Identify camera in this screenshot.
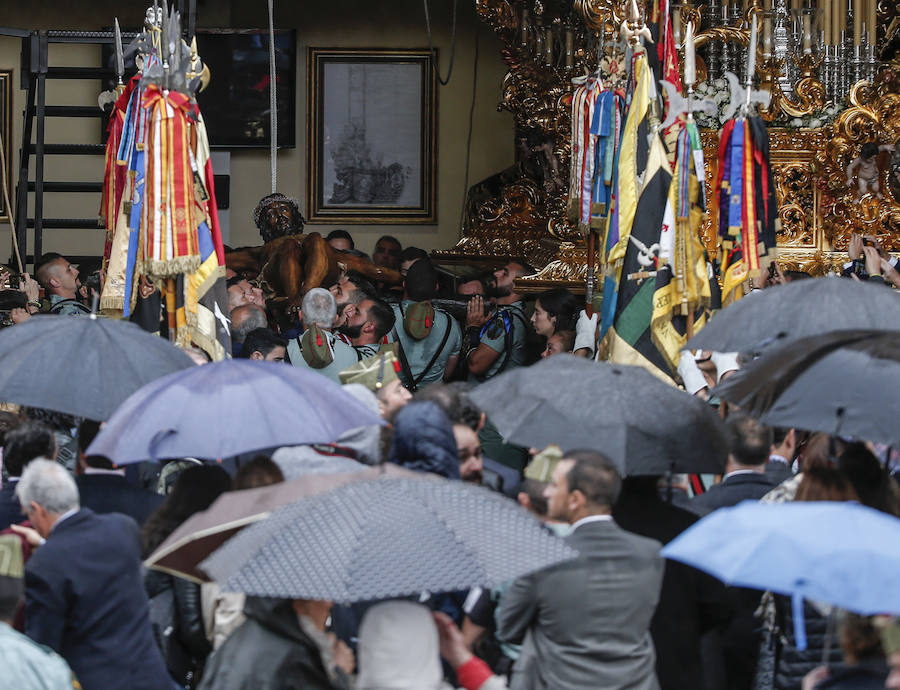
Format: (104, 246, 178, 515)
(6, 273, 21, 290)
(0, 289, 27, 327)
(81, 271, 102, 294)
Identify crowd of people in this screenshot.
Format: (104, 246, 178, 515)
(0, 213, 898, 690)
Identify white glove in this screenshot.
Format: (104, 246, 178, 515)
(710, 351, 741, 381)
(677, 353, 709, 395)
(574, 309, 598, 354)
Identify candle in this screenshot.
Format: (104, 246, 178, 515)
(672, 5, 683, 45)
(867, 0, 876, 46)
(564, 28, 575, 69)
(684, 20, 696, 86)
(544, 26, 554, 66)
(852, 0, 862, 45)
(520, 7, 529, 47)
(838, 0, 847, 40)
(832, 0, 840, 46)
(822, 1, 833, 46)
(763, 13, 774, 57)
(748, 12, 759, 80)
(802, 13, 813, 53)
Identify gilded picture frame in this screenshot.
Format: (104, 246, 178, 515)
(306, 48, 437, 224)
(0, 70, 12, 223)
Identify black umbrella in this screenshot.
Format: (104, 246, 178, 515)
(714, 329, 900, 445)
(685, 278, 900, 354)
(468, 355, 728, 475)
(0, 314, 194, 420)
(200, 472, 579, 603)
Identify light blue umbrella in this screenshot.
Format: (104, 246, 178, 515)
(661, 500, 900, 649)
(87, 359, 384, 464)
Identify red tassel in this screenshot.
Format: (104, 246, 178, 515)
(316, 329, 323, 347)
(425, 316, 432, 327)
(393, 360, 402, 373)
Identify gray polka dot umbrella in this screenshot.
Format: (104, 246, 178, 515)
(199, 473, 579, 603)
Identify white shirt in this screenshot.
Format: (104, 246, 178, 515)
(723, 469, 765, 481)
(49, 507, 79, 534)
(571, 514, 613, 531)
(83, 467, 126, 477)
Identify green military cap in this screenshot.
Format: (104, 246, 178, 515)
(0, 534, 24, 579)
(300, 324, 335, 369)
(339, 351, 401, 392)
(403, 301, 435, 340)
(880, 616, 900, 657)
(524, 444, 563, 482)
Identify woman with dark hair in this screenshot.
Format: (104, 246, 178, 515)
(530, 288, 578, 339)
(142, 465, 231, 688)
(802, 614, 888, 689)
(756, 466, 865, 690)
(794, 467, 859, 503)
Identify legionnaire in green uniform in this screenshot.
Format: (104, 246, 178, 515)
(465, 261, 538, 382)
(384, 259, 462, 391)
(289, 292, 394, 384)
(36, 255, 91, 316)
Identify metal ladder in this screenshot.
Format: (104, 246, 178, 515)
(11, 29, 136, 269)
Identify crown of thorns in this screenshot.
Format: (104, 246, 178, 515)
(252, 193, 303, 230)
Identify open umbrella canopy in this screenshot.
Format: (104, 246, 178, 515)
(0, 314, 194, 420)
(661, 500, 900, 642)
(145, 463, 403, 583)
(86, 359, 384, 464)
(200, 473, 579, 603)
(714, 329, 900, 445)
(684, 278, 900, 354)
(468, 355, 728, 475)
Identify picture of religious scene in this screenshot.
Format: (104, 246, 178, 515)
(327, 120, 409, 205)
(322, 60, 422, 207)
(308, 49, 436, 222)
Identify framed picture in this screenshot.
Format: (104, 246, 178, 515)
(0, 70, 11, 223)
(307, 48, 437, 224)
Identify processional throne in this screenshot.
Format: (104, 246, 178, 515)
(433, 0, 900, 290)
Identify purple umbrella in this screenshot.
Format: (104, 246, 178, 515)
(87, 359, 384, 464)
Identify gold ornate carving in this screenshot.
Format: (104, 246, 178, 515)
(820, 77, 900, 251)
(758, 53, 826, 121)
(436, 1, 900, 290)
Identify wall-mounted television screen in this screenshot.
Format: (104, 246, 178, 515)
(102, 28, 296, 149)
(195, 29, 296, 149)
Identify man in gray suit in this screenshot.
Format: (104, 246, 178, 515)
(496, 449, 664, 690)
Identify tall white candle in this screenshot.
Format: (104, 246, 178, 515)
(748, 13, 759, 81)
(684, 20, 696, 86)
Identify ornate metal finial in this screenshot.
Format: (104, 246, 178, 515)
(621, 0, 652, 46)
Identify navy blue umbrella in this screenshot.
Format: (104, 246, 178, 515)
(87, 359, 384, 464)
(0, 314, 194, 420)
